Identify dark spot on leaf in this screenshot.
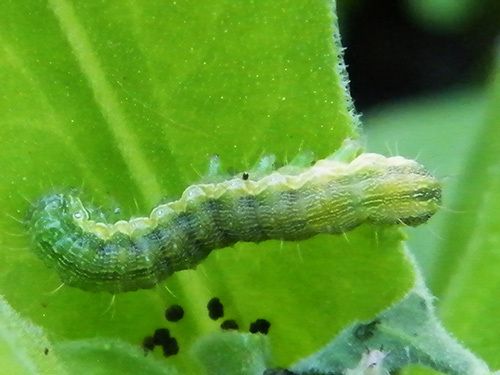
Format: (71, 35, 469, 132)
(242, 172, 249, 180)
(207, 297, 224, 320)
(354, 319, 380, 341)
(263, 368, 297, 375)
(44, 348, 49, 355)
(143, 329, 179, 357)
(162, 336, 179, 357)
(220, 319, 239, 330)
(142, 336, 155, 353)
(153, 328, 171, 346)
(419, 298, 430, 311)
(249, 319, 271, 334)
(165, 304, 184, 322)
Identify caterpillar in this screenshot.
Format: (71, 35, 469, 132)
(27, 143, 441, 293)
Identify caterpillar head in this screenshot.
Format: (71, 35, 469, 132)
(360, 156, 442, 226)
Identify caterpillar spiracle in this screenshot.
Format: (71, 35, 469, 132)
(27, 145, 441, 293)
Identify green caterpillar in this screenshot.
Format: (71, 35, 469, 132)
(27, 144, 441, 293)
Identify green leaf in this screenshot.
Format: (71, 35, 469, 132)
(0, 0, 415, 371)
(292, 270, 491, 374)
(56, 338, 178, 375)
(192, 332, 269, 375)
(0, 295, 66, 374)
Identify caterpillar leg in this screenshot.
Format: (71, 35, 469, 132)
(277, 150, 315, 175)
(244, 154, 277, 180)
(207, 154, 223, 177)
(326, 138, 363, 162)
(202, 153, 278, 183)
(200, 155, 231, 183)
